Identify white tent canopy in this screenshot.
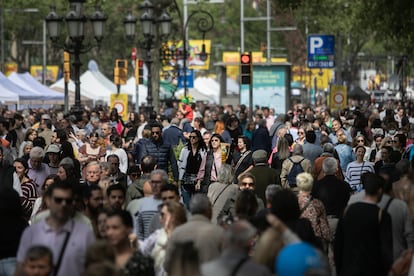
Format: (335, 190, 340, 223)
(8, 72, 64, 100)
(121, 77, 148, 105)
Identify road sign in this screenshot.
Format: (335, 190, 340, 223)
(307, 35, 335, 68)
(177, 69, 194, 89)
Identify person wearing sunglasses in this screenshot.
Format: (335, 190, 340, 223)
(352, 134, 371, 161)
(16, 181, 95, 276)
(178, 130, 207, 208)
(141, 123, 179, 185)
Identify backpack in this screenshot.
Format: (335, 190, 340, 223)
(287, 157, 304, 187)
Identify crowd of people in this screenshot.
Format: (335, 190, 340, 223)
(1, 98, 414, 276)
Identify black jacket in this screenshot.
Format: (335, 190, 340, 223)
(142, 138, 179, 181)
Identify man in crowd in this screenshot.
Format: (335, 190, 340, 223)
(107, 154, 128, 189)
(202, 220, 272, 276)
(106, 184, 126, 211)
(334, 173, 393, 275)
(16, 181, 95, 276)
(126, 155, 157, 206)
(82, 184, 104, 237)
(249, 149, 280, 203)
(141, 123, 179, 184)
(137, 169, 168, 240)
(302, 130, 323, 164)
(162, 117, 186, 146)
(164, 194, 224, 273)
(28, 147, 50, 195)
(83, 161, 101, 186)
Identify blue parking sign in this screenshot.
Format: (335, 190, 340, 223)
(177, 69, 194, 89)
(307, 35, 335, 68)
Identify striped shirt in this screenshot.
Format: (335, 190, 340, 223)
(21, 180, 38, 221)
(345, 161, 375, 192)
(137, 196, 162, 240)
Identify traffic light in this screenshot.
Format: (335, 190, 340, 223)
(63, 51, 70, 83)
(135, 59, 144, 85)
(114, 59, 128, 85)
(240, 53, 252, 85)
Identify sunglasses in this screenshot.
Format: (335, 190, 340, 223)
(211, 139, 220, 142)
(189, 136, 198, 139)
(298, 131, 304, 134)
(52, 197, 73, 205)
(357, 140, 364, 142)
(152, 131, 161, 135)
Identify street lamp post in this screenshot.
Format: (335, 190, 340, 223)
(123, 0, 172, 113)
(160, 4, 214, 99)
(45, 0, 106, 114)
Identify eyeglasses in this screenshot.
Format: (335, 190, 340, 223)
(52, 197, 73, 205)
(189, 136, 198, 139)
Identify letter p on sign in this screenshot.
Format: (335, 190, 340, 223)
(310, 37, 323, 54)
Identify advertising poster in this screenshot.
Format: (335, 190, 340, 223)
(240, 65, 288, 114)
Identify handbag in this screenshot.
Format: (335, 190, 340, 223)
(181, 173, 198, 193)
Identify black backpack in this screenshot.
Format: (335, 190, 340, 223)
(287, 157, 304, 187)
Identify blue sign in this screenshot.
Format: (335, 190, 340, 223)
(307, 35, 335, 68)
(177, 69, 194, 89)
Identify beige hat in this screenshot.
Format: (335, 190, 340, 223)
(252, 149, 268, 162)
(46, 144, 60, 154)
(41, 114, 51, 120)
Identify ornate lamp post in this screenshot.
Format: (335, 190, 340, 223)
(123, 0, 172, 113)
(159, 5, 214, 99)
(45, 0, 106, 114)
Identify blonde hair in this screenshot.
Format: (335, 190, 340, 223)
(296, 172, 314, 192)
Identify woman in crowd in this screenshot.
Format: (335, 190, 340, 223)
(196, 134, 225, 194)
(214, 120, 232, 144)
(56, 163, 77, 183)
(295, 127, 306, 145)
(345, 145, 375, 193)
(270, 189, 320, 248)
(178, 130, 207, 208)
(78, 132, 106, 165)
(193, 117, 207, 136)
(144, 201, 187, 276)
(60, 140, 82, 180)
(370, 134, 384, 162)
(334, 129, 355, 175)
(269, 136, 291, 171)
(18, 129, 37, 158)
(19, 141, 33, 162)
(232, 135, 253, 183)
(296, 172, 331, 251)
(207, 164, 238, 224)
(109, 108, 127, 137)
(243, 121, 256, 141)
(30, 174, 59, 221)
(13, 158, 38, 222)
(105, 210, 154, 275)
(106, 135, 128, 174)
(352, 134, 371, 161)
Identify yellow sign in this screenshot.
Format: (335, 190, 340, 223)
(30, 66, 59, 82)
(163, 40, 211, 71)
(291, 66, 333, 90)
(330, 85, 347, 111)
(110, 93, 129, 122)
(5, 62, 18, 76)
